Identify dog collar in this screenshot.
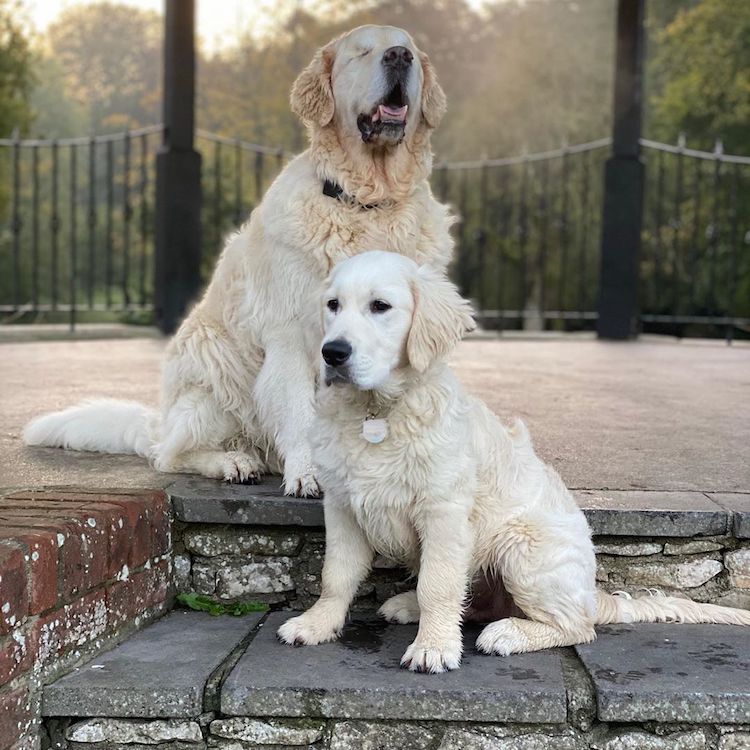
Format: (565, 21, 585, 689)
(323, 179, 379, 210)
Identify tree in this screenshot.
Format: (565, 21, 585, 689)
(0, 0, 34, 137)
(649, 0, 750, 152)
(45, 2, 162, 133)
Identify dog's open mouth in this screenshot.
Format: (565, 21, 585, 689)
(357, 83, 409, 144)
(324, 365, 352, 387)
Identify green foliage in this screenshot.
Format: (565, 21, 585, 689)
(0, 0, 34, 137)
(649, 0, 750, 152)
(176, 593, 270, 617)
(43, 2, 161, 134)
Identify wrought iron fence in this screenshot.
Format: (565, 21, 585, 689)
(2, 127, 749, 338)
(639, 138, 750, 339)
(195, 131, 290, 280)
(434, 139, 611, 332)
(0, 125, 163, 326)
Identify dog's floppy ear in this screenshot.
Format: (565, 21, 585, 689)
(407, 265, 475, 373)
(419, 51, 447, 129)
(290, 45, 335, 128)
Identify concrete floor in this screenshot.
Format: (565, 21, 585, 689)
(1, 336, 748, 493)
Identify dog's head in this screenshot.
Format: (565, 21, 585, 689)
(320, 251, 475, 391)
(291, 25, 446, 149)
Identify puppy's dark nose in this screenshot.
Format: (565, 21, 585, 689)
(382, 46, 413, 71)
(322, 339, 352, 367)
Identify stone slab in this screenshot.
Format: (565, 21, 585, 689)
(169, 477, 325, 526)
(172, 480, 733, 541)
(43, 610, 262, 718)
(575, 623, 750, 723)
(708, 493, 750, 538)
(576, 490, 729, 537)
(221, 612, 568, 722)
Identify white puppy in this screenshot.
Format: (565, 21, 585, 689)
(278, 251, 750, 673)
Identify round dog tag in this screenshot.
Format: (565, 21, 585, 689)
(362, 418, 388, 444)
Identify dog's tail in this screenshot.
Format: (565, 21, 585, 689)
(23, 399, 158, 459)
(596, 589, 750, 626)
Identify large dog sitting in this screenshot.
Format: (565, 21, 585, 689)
(278, 251, 750, 672)
(24, 26, 452, 496)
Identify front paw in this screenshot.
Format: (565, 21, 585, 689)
(277, 613, 340, 646)
(283, 472, 321, 499)
(400, 637, 462, 673)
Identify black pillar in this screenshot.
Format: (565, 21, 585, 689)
(155, 0, 202, 334)
(597, 0, 646, 339)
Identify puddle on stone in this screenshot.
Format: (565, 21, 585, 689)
(339, 620, 388, 653)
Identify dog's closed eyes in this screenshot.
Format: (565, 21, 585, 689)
(320, 250, 475, 390)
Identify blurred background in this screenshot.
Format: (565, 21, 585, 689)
(1, 0, 748, 337)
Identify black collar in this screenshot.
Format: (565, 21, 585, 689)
(323, 179, 379, 210)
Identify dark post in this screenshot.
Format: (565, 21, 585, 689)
(596, 0, 646, 339)
(155, 0, 202, 334)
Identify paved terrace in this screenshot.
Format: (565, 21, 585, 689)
(1, 334, 748, 496)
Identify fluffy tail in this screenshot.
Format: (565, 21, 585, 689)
(23, 399, 157, 458)
(597, 589, 750, 626)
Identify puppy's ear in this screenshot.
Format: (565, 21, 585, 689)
(290, 45, 335, 127)
(419, 51, 447, 129)
(407, 266, 475, 373)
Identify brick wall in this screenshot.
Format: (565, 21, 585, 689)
(0, 490, 173, 750)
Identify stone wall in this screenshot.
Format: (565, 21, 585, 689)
(50, 716, 750, 750)
(174, 523, 750, 610)
(174, 524, 412, 611)
(0, 490, 173, 750)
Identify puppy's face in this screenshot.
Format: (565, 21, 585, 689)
(320, 251, 475, 391)
(321, 252, 416, 390)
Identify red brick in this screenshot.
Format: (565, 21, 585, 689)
(30, 590, 108, 670)
(0, 630, 32, 687)
(0, 530, 58, 615)
(93, 499, 152, 570)
(0, 545, 28, 636)
(0, 499, 88, 512)
(150, 493, 171, 557)
(107, 560, 170, 628)
(0, 687, 33, 750)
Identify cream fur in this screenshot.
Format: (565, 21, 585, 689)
(278, 251, 750, 671)
(22, 26, 452, 496)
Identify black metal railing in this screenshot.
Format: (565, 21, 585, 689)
(0, 125, 162, 326)
(433, 139, 611, 331)
(2, 127, 749, 338)
(195, 131, 290, 280)
(639, 138, 750, 340)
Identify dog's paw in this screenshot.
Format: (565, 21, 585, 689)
(221, 451, 263, 484)
(379, 591, 420, 624)
(284, 472, 321, 499)
(475, 619, 529, 656)
(276, 613, 340, 646)
(400, 638, 462, 673)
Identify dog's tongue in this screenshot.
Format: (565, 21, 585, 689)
(373, 104, 408, 123)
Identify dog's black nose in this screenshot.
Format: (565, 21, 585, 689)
(322, 339, 352, 367)
(382, 46, 413, 71)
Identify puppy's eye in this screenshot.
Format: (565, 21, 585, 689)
(327, 299, 340, 312)
(370, 299, 391, 314)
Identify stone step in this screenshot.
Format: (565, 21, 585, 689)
(167, 476, 750, 538)
(42, 610, 262, 718)
(43, 611, 750, 730)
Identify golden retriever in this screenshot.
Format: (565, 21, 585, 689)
(278, 251, 750, 672)
(24, 26, 453, 496)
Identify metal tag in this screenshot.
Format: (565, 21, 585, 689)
(362, 417, 388, 444)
